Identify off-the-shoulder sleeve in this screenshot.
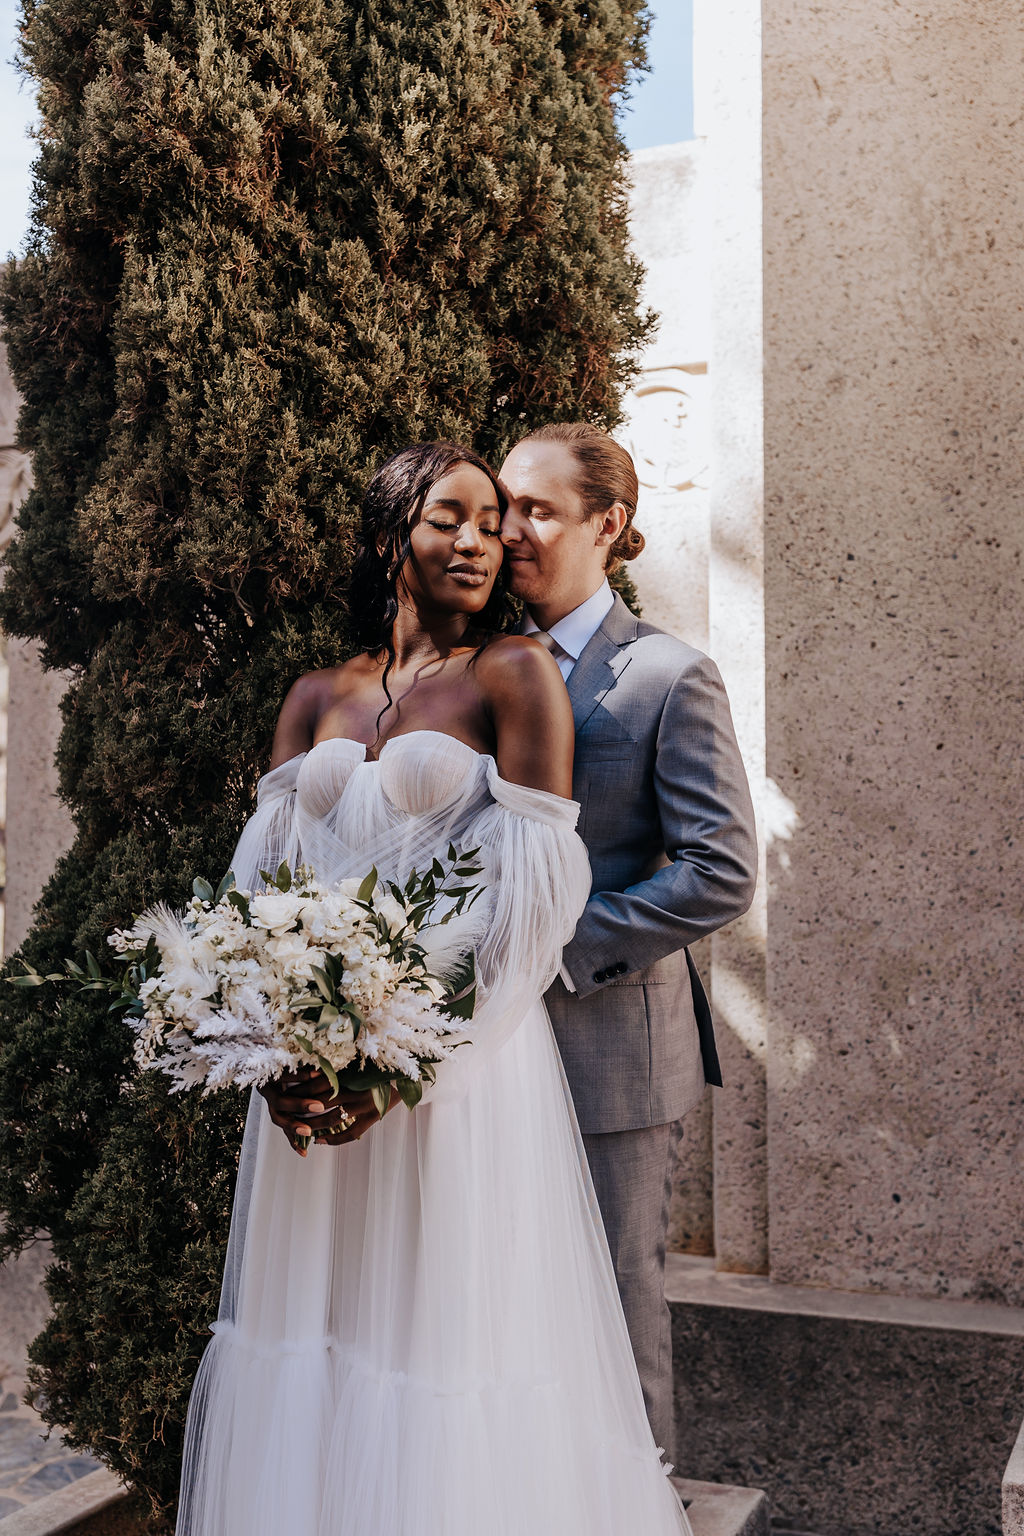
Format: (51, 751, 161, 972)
(226, 755, 305, 894)
(425, 763, 592, 1101)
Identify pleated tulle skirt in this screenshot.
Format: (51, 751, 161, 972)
(175, 1002, 690, 1536)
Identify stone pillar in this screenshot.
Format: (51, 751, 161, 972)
(694, 0, 768, 1278)
(623, 141, 716, 1256)
(763, 0, 1024, 1307)
(625, 72, 770, 1270)
(3, 637, 74, 957)
(0, 342, 71, 1412)
(0, 343, 73, 959)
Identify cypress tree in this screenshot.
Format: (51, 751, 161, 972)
(0, 0, 651, 1520)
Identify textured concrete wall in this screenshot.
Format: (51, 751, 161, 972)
(669, 1256, 1024, 1536)
(763, 1, 1024, 1301)
(0, 343, 72, 1410)
(3, 637, 73, 958)
(0, 342, 73, 959)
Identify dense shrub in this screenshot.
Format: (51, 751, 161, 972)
(0, 0, 650, 1519)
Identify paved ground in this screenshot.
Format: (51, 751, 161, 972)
(0, 1377, 100, 1519)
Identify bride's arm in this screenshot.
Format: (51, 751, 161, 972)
(476, 636, 574, 795)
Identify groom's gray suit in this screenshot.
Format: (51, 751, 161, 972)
(545, 592, 757, 1456)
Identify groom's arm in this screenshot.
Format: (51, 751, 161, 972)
(561, 654, 757, 998)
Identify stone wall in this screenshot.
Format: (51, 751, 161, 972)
(626, 3, 1024, 1323)
(762, 0, 1024, 1307)
(0, 343, 73, 962)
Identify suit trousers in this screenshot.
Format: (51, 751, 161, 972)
(582, 1118, 683, 1462)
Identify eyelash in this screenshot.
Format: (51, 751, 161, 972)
(427, 521, 501, 538)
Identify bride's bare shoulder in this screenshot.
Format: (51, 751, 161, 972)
(271, 658, 371, 766)
(474, 632, 558, 678)
(473, 635, 573, 793)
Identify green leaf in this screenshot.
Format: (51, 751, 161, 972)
(215, 870, 236, 902)
(316, 1055, 340, 1098)
(310, 966, 334, 1002)
(357, 866, 378, 903)
(193, 877, 215, 903)
(369, 1082, 391, 1120)
(276, 862, 292, 892)
(7, 970, 47, 988)
(318, 1003, 340, 1027)
(85, 951, 102, 980)
(443, 951, 477, 1020)
(226, 889, 250, 918)
(395, 1076, 423, 1110)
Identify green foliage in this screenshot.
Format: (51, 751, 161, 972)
(0, 0, 651, 1521)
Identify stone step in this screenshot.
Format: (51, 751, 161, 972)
(673, 1477, 769, 1536)
(0, 1469, 769, 1536)
(0, 1469, 129, 1536)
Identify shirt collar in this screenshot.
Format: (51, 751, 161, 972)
(522, 580, 614, 661)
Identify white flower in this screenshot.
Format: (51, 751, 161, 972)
(374, 892, 410, 935)
(248, 890, 304, 935)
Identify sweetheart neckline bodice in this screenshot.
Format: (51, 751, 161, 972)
(277, 728, 493, 774)
(257, 729, 582, 830)
(309, 728, 490, 766)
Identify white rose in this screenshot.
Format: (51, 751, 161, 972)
(374, 892, 409, 935)
(249, 890, 304, 936)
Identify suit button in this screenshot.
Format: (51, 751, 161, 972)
(615, 961, 627, 974)
(593, 970, 605, 984)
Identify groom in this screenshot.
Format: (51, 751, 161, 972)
(498, 423, 757, 1460)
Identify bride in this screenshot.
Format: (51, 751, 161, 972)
(175, 441, 691, 1536)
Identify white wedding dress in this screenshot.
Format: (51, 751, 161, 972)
(175, 730, 691, 1536)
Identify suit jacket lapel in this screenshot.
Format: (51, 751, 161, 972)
(566, 593, 637, 732)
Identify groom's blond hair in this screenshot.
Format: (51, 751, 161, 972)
(518, 423, 645, 569)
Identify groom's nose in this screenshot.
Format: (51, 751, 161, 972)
(500, 507, 524, 545)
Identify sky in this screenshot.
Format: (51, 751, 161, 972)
(0, 1, 694, 259)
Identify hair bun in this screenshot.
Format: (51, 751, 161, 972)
(612, 522, 645, 562)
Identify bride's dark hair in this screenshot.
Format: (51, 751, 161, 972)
(348, 442, 513, 726)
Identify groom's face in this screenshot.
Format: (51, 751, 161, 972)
(498, 441, 609, 620)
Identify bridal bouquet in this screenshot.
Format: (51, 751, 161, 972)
(13, 850, 484, 1116)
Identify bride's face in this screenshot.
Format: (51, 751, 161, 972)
(397, 463, 505, 616)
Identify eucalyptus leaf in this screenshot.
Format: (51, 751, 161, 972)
(193, 877, 215, 903)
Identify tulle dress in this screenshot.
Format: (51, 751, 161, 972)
(175, 730, 691, 1536)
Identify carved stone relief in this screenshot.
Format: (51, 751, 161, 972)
(615, 363, 711, 651)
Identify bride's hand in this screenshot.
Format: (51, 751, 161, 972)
(259, 1071, 399, 1156)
